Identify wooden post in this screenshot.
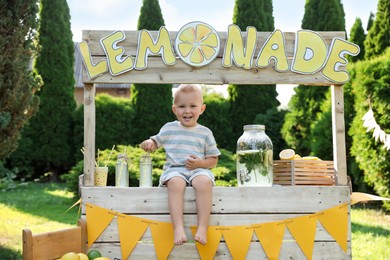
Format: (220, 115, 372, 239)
(331, 85, 348, 185)
(83, 83, 96, 186)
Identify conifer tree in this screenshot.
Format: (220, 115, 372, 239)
(229, 0, 279, 143)
(367, 12, 375, 31)
(130, 0, 173, 144)
(348, 18, 366, 62)
(13, 0, 76, 180)
(364, 0, 390, 59)
(0, 0, 41, 159)
(282, 0, 345, 156)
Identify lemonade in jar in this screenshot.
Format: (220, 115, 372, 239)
(236, 125, 273, 186)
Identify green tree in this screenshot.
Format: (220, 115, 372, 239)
(13, 0, 76, 180)
(229, 0, 279, 144)
(0, 0, 41, 159)
(364, 0, 390, 59)
(282, 0, 345, 156)
(367, 12, 375, 32)
(130, 0, 173, 144)
(348, 18, 366, 62)
(349, 49, 390, 210)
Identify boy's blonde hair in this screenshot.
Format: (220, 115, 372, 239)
(173, 84, 203, 103)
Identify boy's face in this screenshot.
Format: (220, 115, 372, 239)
(172, 91, 206, 127)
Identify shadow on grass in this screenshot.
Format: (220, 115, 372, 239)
(0, 182, 80, 225)
(0, 246, 21, 260)
(351, 221, 390, 237)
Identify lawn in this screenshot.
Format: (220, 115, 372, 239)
(0, 182, 389, 259)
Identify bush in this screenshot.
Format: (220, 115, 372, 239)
(63, 145, 237, 195)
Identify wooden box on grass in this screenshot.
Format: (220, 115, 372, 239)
(273, 160, 336, 186)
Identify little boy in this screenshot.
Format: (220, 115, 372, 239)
(140, 84, 220, 245)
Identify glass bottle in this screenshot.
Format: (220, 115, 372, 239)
(140, 153, 153, 187)
(236, 125, 273, 187)
(115, 153, 129, 187)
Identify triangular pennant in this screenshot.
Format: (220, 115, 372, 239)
(286, 215, 317, 260)
(117, 214, 150, 259)
(85, 203, 115, 248)
(253, 222, 286, 260)
(191, 226, 223, 259)
(149, 221, 174, 260)
(350, 192, 390, 205)
(318, 203, 348, 252)
(222, 226, 253, 259)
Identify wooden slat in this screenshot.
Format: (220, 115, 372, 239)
(89, 241, 350, 259)
(332, 85, 348, 185)
(83, 83, 95, 186)
(81, 186, 350, 214)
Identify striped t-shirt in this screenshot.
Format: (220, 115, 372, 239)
(151, 121, 221, 170)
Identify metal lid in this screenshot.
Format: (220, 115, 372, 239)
(243, 125, 265, 131)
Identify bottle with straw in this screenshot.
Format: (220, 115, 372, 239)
(115, 153, 129, 187)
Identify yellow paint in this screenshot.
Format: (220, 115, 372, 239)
(78, 42, 107, 79)
(322, 38, 360, 83)
(100, 31, 134, 75)
(256, 29, 289, 71)
(291, 30, 327, 74)
(135, 27, 176, 70)
(222, 24, 257, 69)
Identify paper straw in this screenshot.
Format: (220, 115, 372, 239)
(105, 145, 115, 167)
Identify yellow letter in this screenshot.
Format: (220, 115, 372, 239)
(291, 30, 327, 74)
(77, 42, 107, 79)
(256, 29, 289, 71)
(135, 27, 176, 70)
(322, 38, 360, 84)
(222, 24, 257, 69)
(100, 31, 134, 76)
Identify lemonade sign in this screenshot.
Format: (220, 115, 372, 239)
(78, 21, 359, 84)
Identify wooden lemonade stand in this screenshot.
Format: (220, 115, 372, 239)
(77, 24, 358, 259)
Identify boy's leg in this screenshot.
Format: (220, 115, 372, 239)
(191, 175, 213, 245)
(166, 176, 187, 245)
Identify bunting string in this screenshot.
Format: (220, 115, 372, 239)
(362, 108, 390, 150)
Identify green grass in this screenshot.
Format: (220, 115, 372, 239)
(0, 182, 80, 259)
(0, 183, 389, 259)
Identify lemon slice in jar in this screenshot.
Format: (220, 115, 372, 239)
(279, 149, 295, 160)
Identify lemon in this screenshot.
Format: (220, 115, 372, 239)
(60, 252, 79, 260)
(175, 21, 220, 67)
(77, 253, 89, 260)
(279, 149, 295, 160)
(302, 156, 321, 160)
(87, 250, 102, 260)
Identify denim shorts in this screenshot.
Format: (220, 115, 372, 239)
(159, 166, 215, 186)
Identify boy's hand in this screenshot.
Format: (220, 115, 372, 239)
(140, 139, 157, 152)
(185, 155, 202, 170)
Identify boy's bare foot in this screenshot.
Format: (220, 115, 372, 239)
(194, 226, 207, 245)
(174, 226, 187, 245)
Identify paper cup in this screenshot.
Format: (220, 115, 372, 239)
(95, 167, 108, 186)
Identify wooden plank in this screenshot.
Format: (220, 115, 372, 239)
(331, 85, 348, 185)
(81, 57, 338, 85)
(89, 241, 351, 259)
(83, 83, 95, 186)
(80, 30, 346, 85)
(82, 30, 345, 57)
(81, 186, 350, 214)
(83, 214, 350, 242)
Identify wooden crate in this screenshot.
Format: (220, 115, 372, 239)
(273, 160, 336, 186)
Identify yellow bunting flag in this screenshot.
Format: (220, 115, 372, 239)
(191, 226, 223, 260)
(318, 203, 348, 252)
(253, 222, 286, 260)
(117, 214, 150, 260)
(222, 226, 254, 259)
(351, 192, 390, 205)
(286, 215, 317, 260)
(85, 203, 115, 248)
(149, 221, 174, 260)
